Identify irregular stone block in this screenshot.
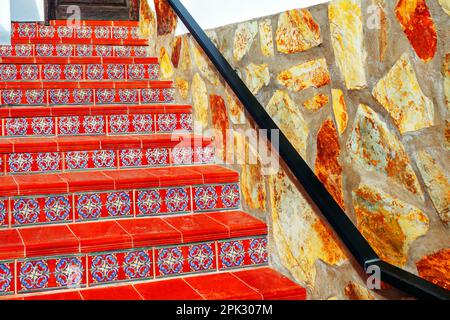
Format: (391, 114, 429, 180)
(303, 93, 329, 112)
(180, 36, 192, 71)
(331, 89, 348, 136)
(139, 0, 156, 39)
(171, 36, 182, 68)
(372, 53, 435, 134)
(415, 151, 450, 226)
(276, 9, 321, 54)
(270, 171, 347, 287)
(259, 19, 274, 57)
(446, 120, 450, 150)
(328, 0, 367, 89)
(277, 58, 331, 92)
(192, 43, 220, 85)
(243, 63, 270, 95)
(234, 132, 266, 211)
(344, 282, 375, 300)
(175, 77, 189, 100)
(155, 0, 178, 36)
(416, 249, 450, 290)
(352, 185, 429, 266)
(233, 21, 258, 62)
(226, 89, 246, 125)
(191, 73, 208, 127)
(210, 95, 230, 161)
(347, 104, 423, 197)
(266, 90, 309, 158)
(395, 0, 437, 62)
(444, 53, 450, 111)
(315, 119, 345, 209)
(439, 0, 450, 15)
(159, 47, 174, 79)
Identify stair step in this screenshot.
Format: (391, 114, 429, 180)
(0, 57, 158, 65)
(0, 211, 268, 296)
(0, 86, 175, 107)
(11, 22, 143, 46)
(0, 63, 160, 82)
(48, 20, 139, 27)
(0, 165, 241, 228)
(0, 135, 215, 176)
(0, 44, 148, 58)
(0, 105, 192, 138)
(7, 268, 306, 300)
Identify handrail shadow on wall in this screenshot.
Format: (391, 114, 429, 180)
(167, 0, 450, 300)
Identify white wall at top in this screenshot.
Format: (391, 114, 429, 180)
(0, 0, 11, 45)
(176, 0, 330, 35)
(11, 0, 45, 21)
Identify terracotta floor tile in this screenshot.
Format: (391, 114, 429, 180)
(0, 139, 14, 153)
(11, 137, 58, 153)
(14, 174, 68, 196)
(153, 167, 204, 187)
(24, 290, 83, 300)
(99, 136, 142, 149)
(164, 214, 229, 244)
(80, 285, 142, 300)
(56, 136, 102, 152)
(183, 273, 262, 300)
(61, 171, 115, 193)
(0, 229, 25, 260)
(19, 225, 79, 257)
(102, 169, 160, 190)
(117, 218, 182, 248)
(69, 221, 132, 253)
(134, 278, 203, 300)
(0, 176, 19, 197)
(193, 165, 240, 184)
(206, 211, 267, 238)
(232, 268, 307, 300)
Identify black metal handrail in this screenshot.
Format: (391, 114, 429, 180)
(168, 0, 450, 300)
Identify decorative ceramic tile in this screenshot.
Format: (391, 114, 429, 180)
(17, 255, 86, 293)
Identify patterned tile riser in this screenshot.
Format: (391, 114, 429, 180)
(0, 145, 213, 175)
(0, 112, 190, 138)
(0, 183, 241, 228)
(0, 44, 148, 57)
(11, 24, 141, 41)
(0, 236, 268, 295)
(0, 64, 160, 81)
(0, 87, 175, 106)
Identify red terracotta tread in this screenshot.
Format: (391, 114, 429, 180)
(0, 210, 266, 259)
(0, 56, 158, 65)
(18, 268, 306, 300)
(10, 38, 148, 47)
(0, 164, 238, 197)
(0, 104, 192, 118)
(0, 134, 212, 154)
(0, 80, 172, 90)
(49, 20, 139, 27)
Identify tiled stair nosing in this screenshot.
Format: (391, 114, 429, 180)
(0, 134, 213, 154)
(0, 104, 192, 118)
(0, 57, 158, 65)
(0, 80, 172, 90)
(0, 165, 240, 197)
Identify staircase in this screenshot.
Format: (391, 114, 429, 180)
(0, 20, 306, 300)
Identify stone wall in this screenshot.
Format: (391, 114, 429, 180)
(140, 0, 450, 299)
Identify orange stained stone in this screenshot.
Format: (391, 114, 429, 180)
(344, 282, 375, 300)
(210, 95, 230, 160)
(395, 0, 437, 62)
(303, 93, 329, 112)
(171, 36, 182, 68)
(315, 119, 345, 209)
(155, 0, 178, 36)
(416, 249, 450, 290)
(312, 219, 347, 265)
